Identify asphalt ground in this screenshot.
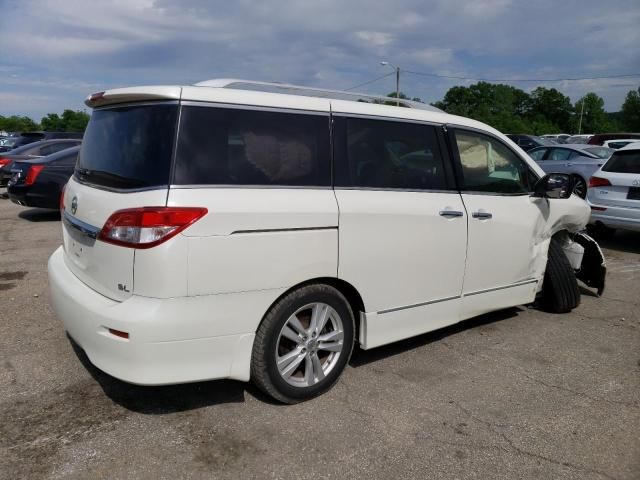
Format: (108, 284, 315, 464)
(0, 192, 638, 480)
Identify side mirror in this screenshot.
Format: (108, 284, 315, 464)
(532, 173, 573, 199)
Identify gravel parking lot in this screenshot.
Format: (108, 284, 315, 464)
(0, 193, 638, 480)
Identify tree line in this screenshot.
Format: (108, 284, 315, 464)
(0, 109, 90, 133)
(402, 84, 639, 134)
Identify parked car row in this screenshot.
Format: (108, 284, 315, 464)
(7, 146, 80, 209)
(0, 131, 83, 153)
(0, 139, 82, 186)
(510, 133, 640, 148)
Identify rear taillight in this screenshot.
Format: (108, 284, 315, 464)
(589, 176, 611, 188)
(98, 207, 208, 249)
(60, 183, 67, 212)
(0, 158, 10, 167)
(24, 165, 45, 186)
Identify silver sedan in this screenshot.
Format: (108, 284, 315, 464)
(528, 144, 614, 198)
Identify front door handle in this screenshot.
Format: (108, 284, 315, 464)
(472, 211, 493, 219)
(439, 210, 464, 218)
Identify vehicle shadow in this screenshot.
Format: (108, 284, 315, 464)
(595, 230, 640, 255)
(68, 338, 273, 413)
(18, 208, 61, 222)
(350, 307, 523, 367)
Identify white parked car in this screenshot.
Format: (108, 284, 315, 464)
(587, 142, 640, 234)
(48, 79, 606, 403)
(601, 139, 640, 150)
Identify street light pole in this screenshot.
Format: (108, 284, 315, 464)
(578, 98, 585, 135)
(380, 61, 400, 106)
(395, 66, 400, 107)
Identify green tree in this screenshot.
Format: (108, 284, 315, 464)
(40, 109, 89, 132)
(573, 93, 612, 133)
(433, 82, 531, 132)
(620, 87, 640, 131)
(527, 87, 573, 133)
(0, 115, 39, 132)
(40, 113, 64, 131)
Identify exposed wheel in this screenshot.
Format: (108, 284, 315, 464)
(572, 175, 587, 199)
(539, 238, 581, 313)
(251, 284, 355, 404)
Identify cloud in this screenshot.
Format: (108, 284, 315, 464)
(354, 31, 394, 47)
(0, 0, 638, 119)
(408, 48, 454, 67)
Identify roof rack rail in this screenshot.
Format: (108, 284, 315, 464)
(194, 78, 443, 113)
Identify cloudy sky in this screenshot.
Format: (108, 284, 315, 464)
(1, 0, 639, 120)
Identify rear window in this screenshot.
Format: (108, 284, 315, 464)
(4, 141, 44, 155)
(602, 151, 640, 174)
(173, 106, 330, 186)
(584, 147, 613, 159)
(76, 104, 178, 189)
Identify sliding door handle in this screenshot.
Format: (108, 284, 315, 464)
(439, 210, 464, 218)
(472, 211, 493, 219)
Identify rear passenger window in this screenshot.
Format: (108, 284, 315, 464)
(548, 148, 571, 161)
(174, 106, 330, 186)
(334, 117, 448, 190)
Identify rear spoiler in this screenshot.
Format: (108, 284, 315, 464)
(85, 86, 182, 109)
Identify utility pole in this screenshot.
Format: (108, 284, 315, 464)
(380, 61, 401, 106)
(395, 66, 400, 107)
(578, 97, 585, 134)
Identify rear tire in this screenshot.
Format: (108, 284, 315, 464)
(539, 238, 581, 313)
(251, 284, 355, 404)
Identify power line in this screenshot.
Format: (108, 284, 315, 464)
(403, 70, 640, 83)
(345, 71, 395, 91)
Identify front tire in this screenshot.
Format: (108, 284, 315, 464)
(251, 284, 355, 404)
(539, 238, 581, 313)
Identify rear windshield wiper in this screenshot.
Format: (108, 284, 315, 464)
(74, 168, 150, 188)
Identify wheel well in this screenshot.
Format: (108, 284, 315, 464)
(259, 277, 365, 341)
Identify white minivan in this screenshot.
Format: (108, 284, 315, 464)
(48, 79, 606, 403)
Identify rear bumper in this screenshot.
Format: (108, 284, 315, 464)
(588, 203, 640, 232)
(48, 246, 256, 385)
(8, 185, 58, 209)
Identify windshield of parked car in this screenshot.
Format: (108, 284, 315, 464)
(584, 147, 614, 159)
(76, 104, 178, 189)
(602, 150, 640, 174)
